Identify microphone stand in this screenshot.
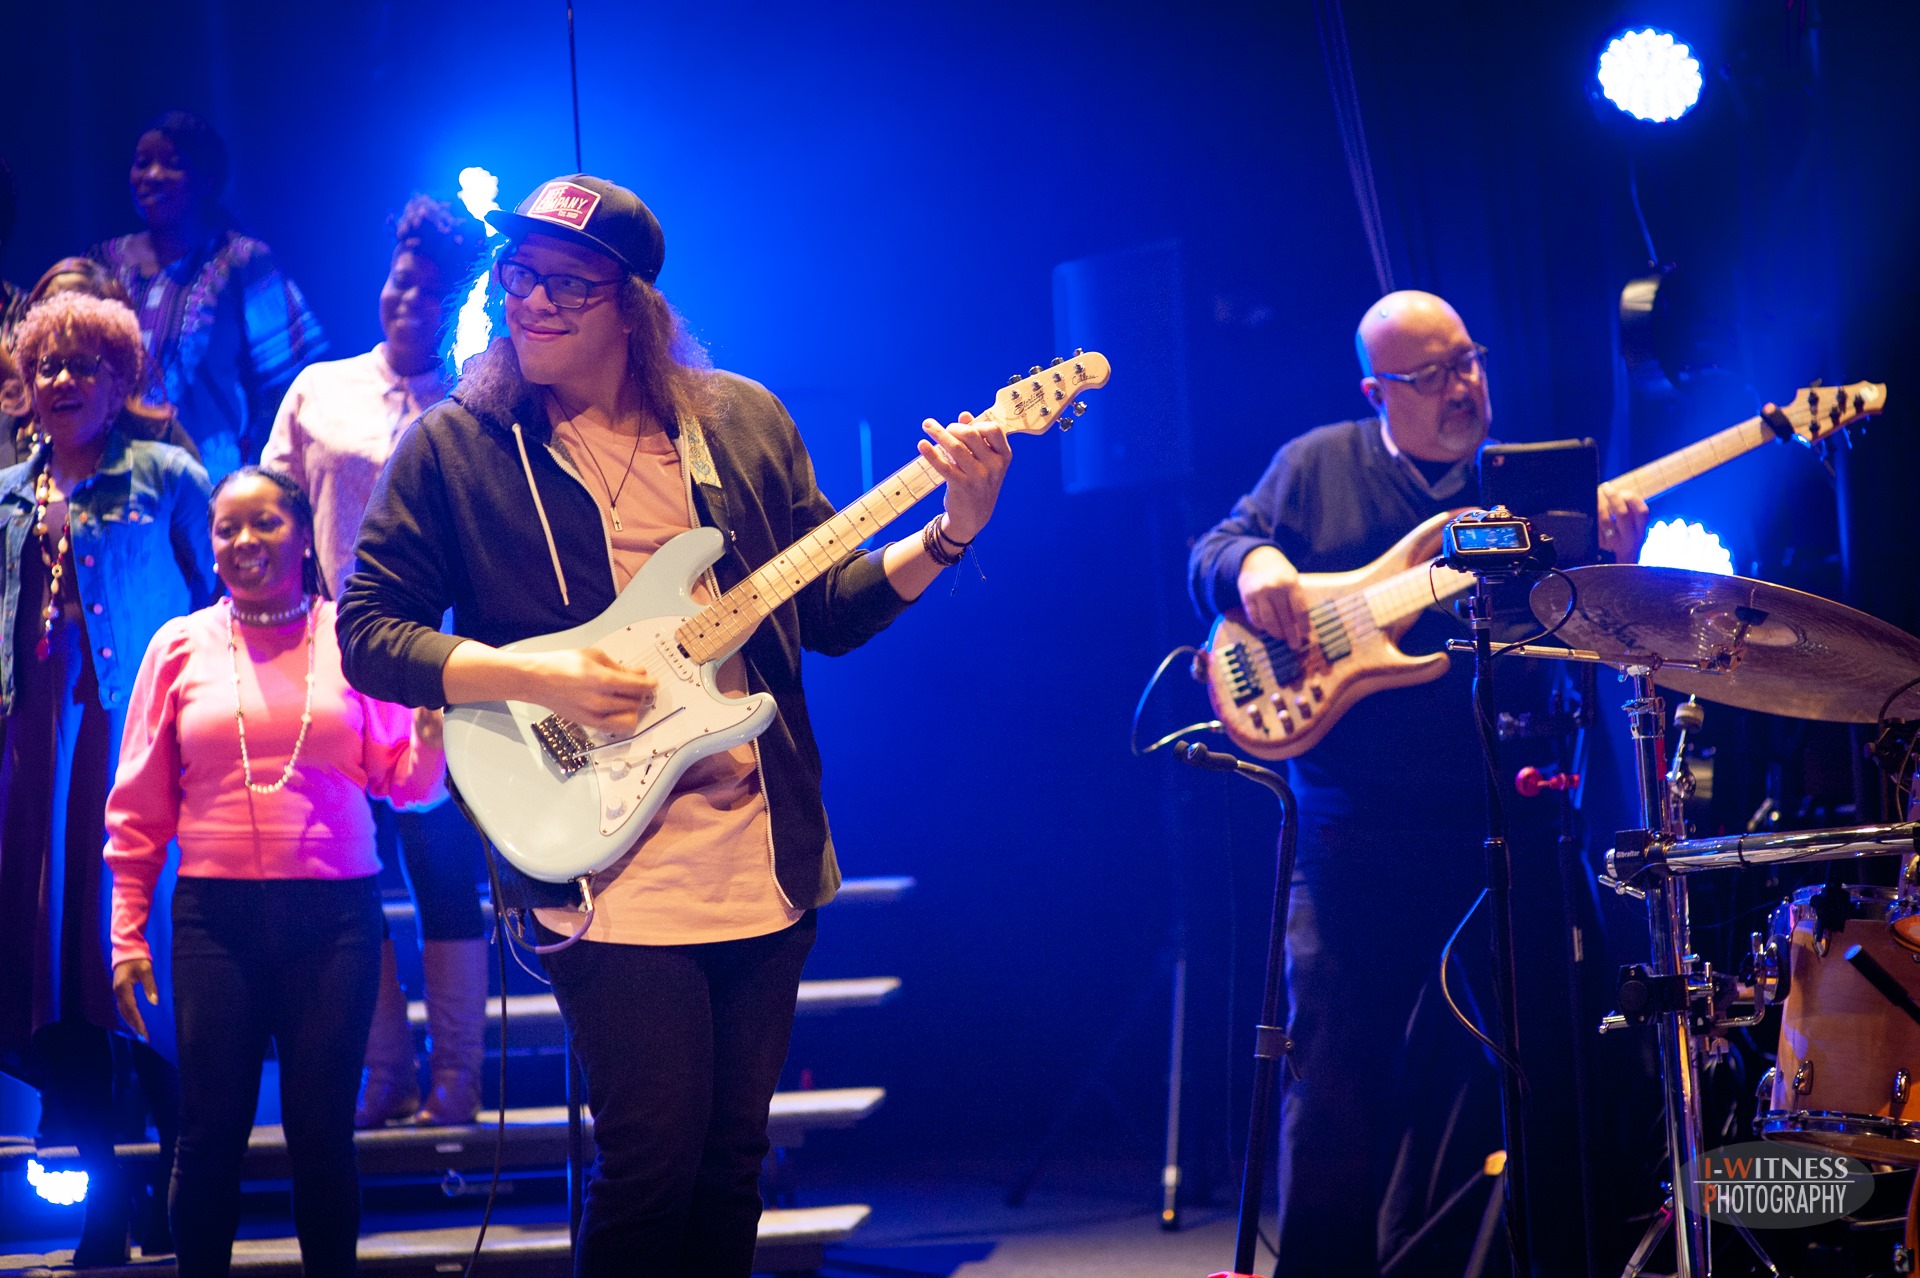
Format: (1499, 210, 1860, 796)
(1176, 741, 1296, 1278)
(1465, 571, 1533, 1277)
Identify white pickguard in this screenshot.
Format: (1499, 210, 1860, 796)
(443, 527, 778, 883)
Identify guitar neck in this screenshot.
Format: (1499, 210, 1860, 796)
(1613, 414, 1773, 501)
(675, 454, 945, 664)
(1363, 562, 1476, 631)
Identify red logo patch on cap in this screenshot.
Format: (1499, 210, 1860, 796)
(525, 181, 602, 231)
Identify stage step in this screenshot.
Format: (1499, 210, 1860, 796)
(417, 979, 900, 1048)
(0, 1204, 871, 1276)
(379, 874, 915, 926)
(1, 1088, 883, 1182)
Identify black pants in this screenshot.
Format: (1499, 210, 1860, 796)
(169, 876, 382, 1278)
(1276, 821, 1498, 1277)
(539, 911, 816, 1278)
(369, 799, 487, 941)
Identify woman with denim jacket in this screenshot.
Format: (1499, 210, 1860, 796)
(0, 291, 215, 1265)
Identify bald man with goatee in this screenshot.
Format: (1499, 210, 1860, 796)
(1188, 291, 1644, 1275)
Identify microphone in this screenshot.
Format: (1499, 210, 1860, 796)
(1176, 740, 1245, 773)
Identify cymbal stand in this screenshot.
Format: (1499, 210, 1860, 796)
(1599, 674, 1780, 1277)
(1621, 668, 1711, 1278)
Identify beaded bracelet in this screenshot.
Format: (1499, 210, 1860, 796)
(921, 516, 966, 568)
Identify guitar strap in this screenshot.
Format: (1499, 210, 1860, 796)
(677, 410, 722, 490)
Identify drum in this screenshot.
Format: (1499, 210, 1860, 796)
(1760, 885, 1920, 1164)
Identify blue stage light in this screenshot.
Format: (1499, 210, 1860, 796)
(28, 1158, 88, 1206)
(1639, 518, 1733, 575)
(1597, 29, 1702, 123)
(452, 167, 502, 368)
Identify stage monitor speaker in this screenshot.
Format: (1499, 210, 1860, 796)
(1052, 239, 1191, 494)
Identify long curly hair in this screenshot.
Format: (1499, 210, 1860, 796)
(454, 238, 713, 432)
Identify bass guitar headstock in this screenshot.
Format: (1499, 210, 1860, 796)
(1765, 381, 1888, 449)
(993, 350, 1112, 437)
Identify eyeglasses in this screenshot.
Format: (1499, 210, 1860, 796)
(1374, 344, 1488, 396)
(34, 353, 106, 382)
(496, 260, 623, 311)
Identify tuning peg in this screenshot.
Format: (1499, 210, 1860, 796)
(1072, 401, 1088, 416)
(1050, 356, 1064, 366)
(1029, 365, 1042, 376)
(1007, 374, 1022, 386)
(1072, 347, 1083, 356)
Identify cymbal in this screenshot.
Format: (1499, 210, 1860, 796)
(1528, 565, 1920, 723)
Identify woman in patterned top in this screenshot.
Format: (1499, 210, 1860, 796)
(91, 110, 327, 482)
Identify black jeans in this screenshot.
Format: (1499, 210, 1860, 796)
(369, 799, 487, 941)
(169, 876, 382, 1278)
(539, 911, 817, 1278)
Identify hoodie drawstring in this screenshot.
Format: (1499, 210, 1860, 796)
(511, 421, 571, 607)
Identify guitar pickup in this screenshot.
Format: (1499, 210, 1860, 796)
(1223, 643, 1265, 705)
(532, 714, 594, 775)
(1260, 637, 1304, 685)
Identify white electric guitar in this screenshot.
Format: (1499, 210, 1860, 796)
(444, 353, 1111, 883)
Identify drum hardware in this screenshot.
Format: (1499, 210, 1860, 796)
(1445, 562, 1920, 1275)
(1743, 930, 1787, 1009)
(1514, 563, 1920, 1277)
(1793, 1061, 1816, 1096)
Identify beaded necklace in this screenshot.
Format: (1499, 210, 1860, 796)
(226, 597, 317, 795)
(30, 467, 70, 662)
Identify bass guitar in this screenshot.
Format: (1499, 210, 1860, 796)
(445, 353, 1111, 883)
(1195, 381, 1887, 761)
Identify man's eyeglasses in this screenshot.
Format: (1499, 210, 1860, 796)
(34, 353, 105, 382)
(496, 260, 623, 311)
(1374, 344, 1488, 396)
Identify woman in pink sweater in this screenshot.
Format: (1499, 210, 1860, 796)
(105, 466, 445, 1278)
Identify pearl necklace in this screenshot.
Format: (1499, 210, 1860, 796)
(227, 597, 317, 795)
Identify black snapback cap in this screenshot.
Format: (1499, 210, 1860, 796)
(487, 174, 666, 285)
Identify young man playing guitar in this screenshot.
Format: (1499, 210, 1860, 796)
(337, 174, 1010, 1277)
(1187, 290, 1647, 1274)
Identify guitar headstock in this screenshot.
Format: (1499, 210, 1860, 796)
(1766, 381, 1888, 447)
(992, 350, 1112, 436)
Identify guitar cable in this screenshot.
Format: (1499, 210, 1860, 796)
(1130, 645, 1222, 756)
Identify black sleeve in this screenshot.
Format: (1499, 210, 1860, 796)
(1186, 440, 1309, 619)
(336, 419, 464, 707)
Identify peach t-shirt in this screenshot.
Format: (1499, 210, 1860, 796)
(533, 416, 801, 946)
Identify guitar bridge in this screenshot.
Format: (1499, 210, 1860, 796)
(532, 714, 594, 775)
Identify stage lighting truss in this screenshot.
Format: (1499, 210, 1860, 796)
(1598, 28, 1702, 124)
(1639, 518, 1733, 576)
